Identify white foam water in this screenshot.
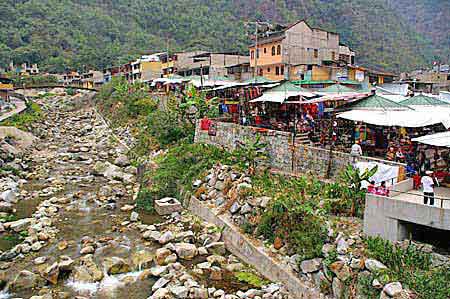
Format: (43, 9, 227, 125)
(66, 270, 144, 297)
(0, 290, 11, 299)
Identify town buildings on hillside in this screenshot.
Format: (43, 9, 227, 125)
(400, 66, 450, 93)
(55, 19, 403, 89)
(8, 62, 39, 76)
(0, 77, 13, 101)
(249, 20, 394, 87)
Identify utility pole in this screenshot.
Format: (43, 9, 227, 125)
(245, 21, 271, 83)
(254, 23, 259, 83)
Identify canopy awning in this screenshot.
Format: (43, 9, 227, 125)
(250, 81, 316, 103)
(311, 92, 371, 103)
(337, 110, 450, 128)
(250, 91, 314, 103)
(412, 131, 450, 148)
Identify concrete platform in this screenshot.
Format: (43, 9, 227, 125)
(392, 187, 450, 209)
(365, 179, 450, 242)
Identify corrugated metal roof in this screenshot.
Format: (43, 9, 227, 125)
(347, 94, 412, 110)
(244, 76, 276, 84)
(319, 84, 356, 93)
(270, 81, 311, 92)
(399, 94, 450, 106)
(292, 80, 335, 85)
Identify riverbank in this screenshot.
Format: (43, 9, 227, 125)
(0, 91, 290, 299)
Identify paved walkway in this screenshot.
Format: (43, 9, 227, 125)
(392, 187, 450, 209)
(0, 98, 26, 122)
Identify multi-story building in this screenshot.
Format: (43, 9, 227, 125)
(0, 77, 13, 101)
(120, 54, 165, 84)
(9, 62, 39, 76)
(400, 69, 450, 93)
(103, 66, 120, 83)
(175, 51, 250, 81)
(80, 70, 104, 89)
(249, 20, 356, 82)
(61, 71, 81, 86)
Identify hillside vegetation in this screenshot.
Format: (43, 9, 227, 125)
(0, 0, 448, 73)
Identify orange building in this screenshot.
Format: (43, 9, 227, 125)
(249, 20, 356, 82)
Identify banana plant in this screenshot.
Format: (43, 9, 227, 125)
(179, 85, 219, 124)
(341, 164, 378, 216)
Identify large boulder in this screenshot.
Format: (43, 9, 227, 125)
(114, 155, 130, 167)
(5, 218, 32, 232)
(72, 255, 103, 282)
(365, 259, 387, 273)
(42, 262, 60, 285)
(103, 257, 131, 275)
(9, 270, 45, 292)
(0, 190, 16, 203)
(174, 243, 198, 260)
(300, 258, 323, 273)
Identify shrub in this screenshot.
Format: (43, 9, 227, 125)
(366, 237, 450, 299)
(136, 187, 154, 213)
(146, 109, 194, 148)
(254, 174, 328, 260)
(137, 143, 230, 211)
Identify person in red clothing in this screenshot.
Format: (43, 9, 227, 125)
(376, 181, 390, 197)
(367, 181, 376, 194)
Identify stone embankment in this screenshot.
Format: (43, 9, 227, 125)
(188, 164, 448, 299)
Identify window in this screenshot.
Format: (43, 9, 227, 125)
(259, 69, 263, 76)
(251, 50, 254, 59)
(275, 66, 280, 75)
(307, 65, 313, 71)
(331, 51, 336, 60)
(277, 45, 281, 55)
(267, 68, 271, 73)
(281, 65, 284, 75)
(264, 48, 267, 54)
(272, 46, 276, 56)
(351, 56, 355, 65)
(314, 49, 319, 58)
(256, 49, 260, 59)
(447, 74, 450, 80)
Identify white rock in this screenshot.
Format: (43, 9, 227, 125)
(158, 231, 174, 244)
(365, 259, 387, 272)
(383, 282, 403, 297)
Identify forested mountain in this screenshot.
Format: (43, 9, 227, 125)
(0, 0, 448, 73)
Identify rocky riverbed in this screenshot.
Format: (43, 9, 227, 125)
(0, 92, 289, 299)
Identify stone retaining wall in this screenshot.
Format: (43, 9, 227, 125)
(195, 120, 405, 178)
(186, 196, 321, 299)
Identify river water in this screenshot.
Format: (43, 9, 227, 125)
(0, 94, 263, 299)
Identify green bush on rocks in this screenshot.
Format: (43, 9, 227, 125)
(137, 143, 230, 211)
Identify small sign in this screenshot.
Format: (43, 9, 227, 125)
(208, 122, 217, 136)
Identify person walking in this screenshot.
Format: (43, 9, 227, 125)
(350, 140, 362, 164)
(421, 170, 436, 206)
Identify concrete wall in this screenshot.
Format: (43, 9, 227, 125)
(195, 121, 405, 178)
(364, 193, 450, 242)
(186, 196, 321, 299)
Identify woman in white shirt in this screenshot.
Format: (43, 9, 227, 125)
(421, 170, 435, 206)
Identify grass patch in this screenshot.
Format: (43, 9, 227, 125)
(0, 214, 18, 222)
(0, 101, 42, 130)
(234, 272, 269, 288)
